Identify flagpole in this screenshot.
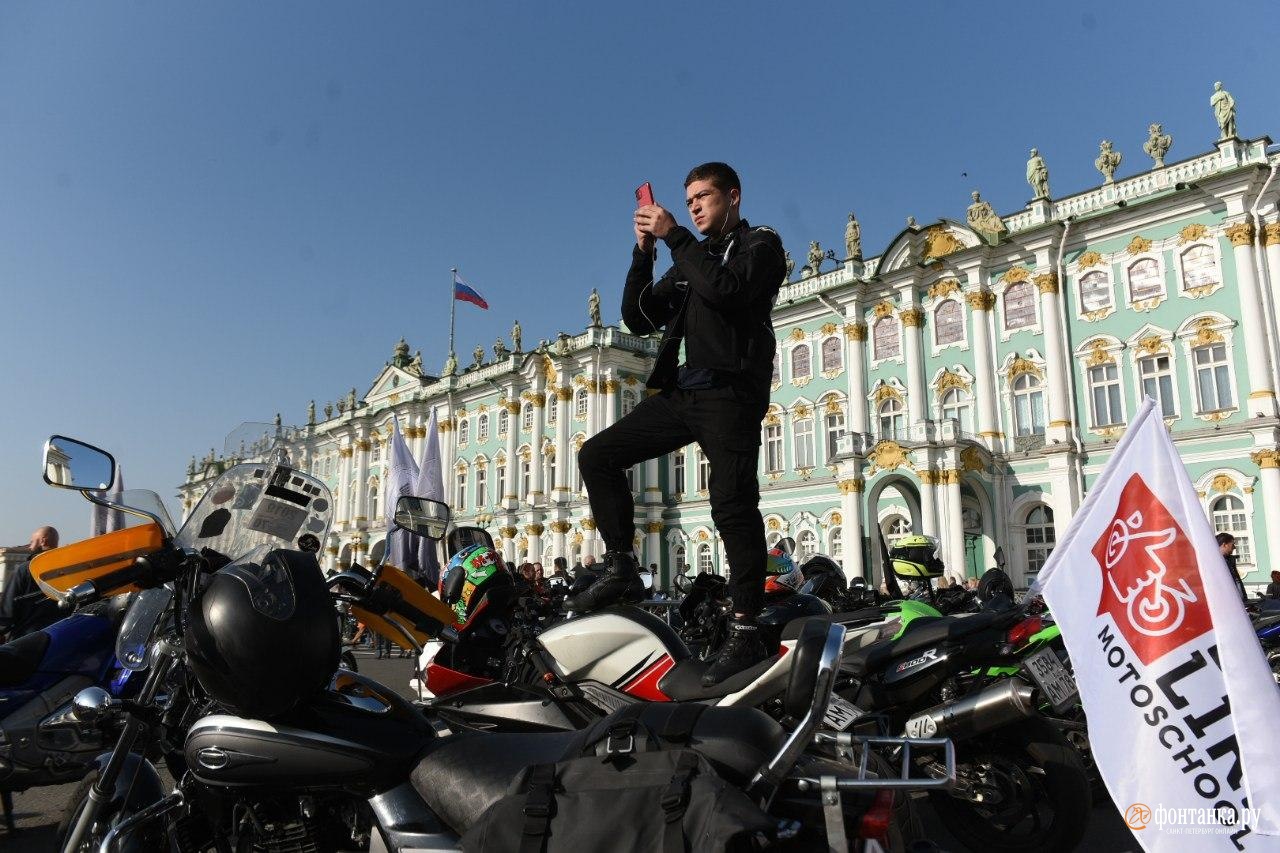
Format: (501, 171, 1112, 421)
(449, 267, 457, 360)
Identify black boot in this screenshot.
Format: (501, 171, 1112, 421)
(701, 618, 769, 686)
(564, 552, 644, 612)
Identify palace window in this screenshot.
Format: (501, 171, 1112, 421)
(1138, 354, 1177, 418)
(498, 408, 509, 436)
(1193, 342, 1233, 412)
(1087, 363, 1124, 427)
(821, 337, 843, 373)
(697, 544, 714, 574)
(1211, 494, 1252, 564)
(1180, 245, 1219, 291)
(672, 450, 686, 494)
(546, 455, 556, 494)
(764, 422, 784, 473)
(878, 397, 905, 440)
(575, 388, 590, 419)
(883, 515, 912, 547)
(674, 546, 687, 574)
(477, 413, 489, 443)
(496, 464, 506, 501)
(622, 390, 638, 415)
(796, 530, 817, 560)
(873, 317, 900, 360)
(1003, 282, 1036, 330)
(794, 417, 815, 468)
(1079, 271, 1112, 313)
(476, 467, 488, 507)
(1025, 505, 1055, 575)
(791, 344, 812, 382)
(829, 527, 843, 563)
(940, 387, 973, 434)
(1012, 374, 1045, 436)
(371, 440, 382, 463)
(772, 351, 780, 385)
(547, 400, 557, 426)
(368, 482, 379, 520)
(1127, 258, 1163, 302)
(457, 418, 469, 446)
(519, 457, 531, 499)
(696, 449, 711, 492)
(934, 299, 964, 345)
(455, 470, 467, 511)
(521, 403, 534, 432)
(824, 408, 846, 461)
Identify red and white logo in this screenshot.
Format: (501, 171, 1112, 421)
(1093, 474, 1212, 666)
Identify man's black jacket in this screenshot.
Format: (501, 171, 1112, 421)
(0, 558, 58, 639)
(621, 219, 786, 406)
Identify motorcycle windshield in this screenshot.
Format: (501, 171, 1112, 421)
(115, 587, 174, 670)
(175, 462, 331, 560)
(96, 489, 176, 537)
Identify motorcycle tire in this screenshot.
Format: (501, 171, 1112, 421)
(927, 717, 1091, 853)
(57, 769, 162, 853)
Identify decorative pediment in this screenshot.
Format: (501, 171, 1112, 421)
(866, 440, 912, 475)
(364, 364, 421, 403)
(880, 221, 981, 273)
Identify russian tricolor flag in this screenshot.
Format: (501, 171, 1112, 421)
(453, 272, 489, 310)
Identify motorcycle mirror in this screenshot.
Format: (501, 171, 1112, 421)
(43, 436, 116, 492)
(392, 496, 450, 541)
(775, 537, 795, 556)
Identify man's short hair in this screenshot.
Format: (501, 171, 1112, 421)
(685, 162, 740, 194)
(1216, 531, 1236, 546)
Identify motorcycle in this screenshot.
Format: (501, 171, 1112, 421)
(38, 432, 956, 852)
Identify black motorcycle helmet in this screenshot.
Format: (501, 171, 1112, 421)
(184, 548, 339, 719)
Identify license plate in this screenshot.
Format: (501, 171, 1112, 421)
(1024, 647, 1079, 711)
(822, 692, 865, 731)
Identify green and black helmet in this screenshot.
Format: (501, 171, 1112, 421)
(890, 534, 945, 579)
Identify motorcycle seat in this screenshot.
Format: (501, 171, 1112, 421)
(0, 631, 51, 687)
(656, 653, 780, 701)
(779, 608, 885, 640)
(410, 703, 785, 834)
(842, 610, 1008, 679)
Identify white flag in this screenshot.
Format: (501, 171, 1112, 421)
(383, 413, 420, 572)
(90, 465, 126, 536)
(1033, 398, 1280, 850)
(414, 409, 444, 587)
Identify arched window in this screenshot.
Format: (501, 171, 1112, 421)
(1087, 363, 1124, 427)
(1180, 245, 1219, 291)
(796, 530, 817, 560)
(498, 408, 510, 436)
(496, 462, 507, 502)
(575, 388, 590, 419)
(873, 317, 900, 360)
(1127, 258, 1163, 302)
(764, 421, 784, 473)
(519, 455, 531, 499)
(476, 466, 488, 507)
(794, 416, 815, 468)
(455, 468, 467, 510)
(368, 481, 379, 520)
(477, 413, 489, 443)
(1003, 282, 1036, 330)
(696, 449, 711, 492)
(934, 299, 964, 345)
(547, 400, 557, 426)
(674, 546, 688, 574)
(1025, 505, 1055, 574)
(457, 417, 469, 446)
(878, 397, 905, 439)
(941, 387, 973, 433)
(622, 390, 638, 415)
(521, 403, 534, 432)
(823, 405, 846, 461)
(791, 344, 812, 382)
(1079, 271, 1112, 312)
(1211, 494, 1252, 564)
(672, 450, 686, 494)
(883, 515, 911, 547)
(829, 527, 843, 563)
(820, 338, 842, 373)
(371, 438, 382, 462)
(697, 543, 714, 574)
(1012, 374, 1045, 436)
(771, 351, 781, 386)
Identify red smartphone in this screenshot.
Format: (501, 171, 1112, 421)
(635, 181, 654, 208)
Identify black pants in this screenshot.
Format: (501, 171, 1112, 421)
(578, 387, 766, 616)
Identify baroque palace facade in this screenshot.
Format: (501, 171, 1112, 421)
(180, 119, 1280, 592)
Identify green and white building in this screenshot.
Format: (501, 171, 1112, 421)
(180, 130, 1280, 592)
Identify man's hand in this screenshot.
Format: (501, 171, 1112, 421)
(635, 204, 677, 240)
(634, 219, 655, 253)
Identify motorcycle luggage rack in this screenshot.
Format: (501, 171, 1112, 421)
(805, 732, 956, 790)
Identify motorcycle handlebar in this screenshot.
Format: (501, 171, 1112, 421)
(60, 553, 172, 611)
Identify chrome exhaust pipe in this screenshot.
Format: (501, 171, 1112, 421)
(905, 679, 1039, 740)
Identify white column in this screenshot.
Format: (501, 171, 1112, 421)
(902, 307, 927, 424)
(525, 522, 542, 564)
(1264, 223, 1280, 313)
(604, 378, 619, 429)
(846, 318, 869, 436)
(1036, 272, 1072, 442)
(353, 429, 369, 524)
(943, 469, 965, 580)
(918, 471, 939, 539)
(1228, 223, 1279, 416)
(551, 521, 567, 562)
(337, 443, 353, 526)
(966, 289, 1001, 449)
(553, 387, 571, 498)
(529, 392, 547, 503)
(838, 478, 865, 580)
(503, 397, 520, 506)
(1253, 454, 1280, 572)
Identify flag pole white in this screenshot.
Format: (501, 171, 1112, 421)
(448, 267, 457, 363)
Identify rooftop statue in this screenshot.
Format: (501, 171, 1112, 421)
(588, 288, 602, 327)
(442, 352, 458, 377)
(1095, 140, 1122, 184)
(966, 191, 1007, 246)
(906, 216, 918, 229)
(783, 250, 795, 283)
(494, 338, 509, 360)
(555, 333, 571, 356)
(1026, 148, 1050, 199)
(844, 213, 863, 260)
(800, 241, 824, 277)
(1143, 124, 1172, 168)
(511, 319, 523, 352)
(1211, 81, 1237, 140)
(472, 345, 485, 368)
(324, 402, 333, 420)
(307, 400, 316, 425)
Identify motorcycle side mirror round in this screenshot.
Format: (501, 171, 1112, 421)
(393, 496, 451, 540)
(43, 435, 116, 492)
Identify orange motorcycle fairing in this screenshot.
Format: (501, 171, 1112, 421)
(29, 522, 166, 602)
(349, 563, 460, 650)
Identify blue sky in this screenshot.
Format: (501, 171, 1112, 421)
(1, 1, 1277, 544)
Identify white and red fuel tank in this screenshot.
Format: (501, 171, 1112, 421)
(537, 607, 689, 697)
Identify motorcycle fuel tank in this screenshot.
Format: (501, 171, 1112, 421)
(539, 607, 689, 689)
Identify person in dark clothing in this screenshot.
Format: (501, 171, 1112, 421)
(1265, 570, 1280, 599)
(0, 526, 61, 639)
(1217, 532, 1249, 601)
(567, 162, 786, 686)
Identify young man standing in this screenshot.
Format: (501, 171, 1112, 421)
(567, 162, 786, 685)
